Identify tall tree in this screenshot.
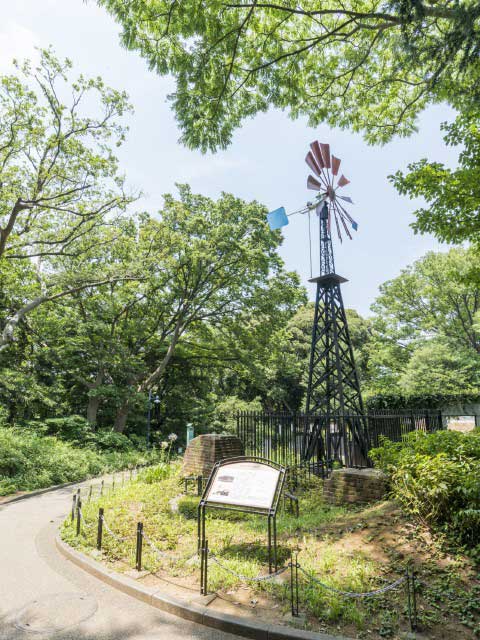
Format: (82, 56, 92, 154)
(369, 246, 480, 397)
(32, 187, 303, 431)
(99, 0, 480, 150)
(0, 49, 133, 351)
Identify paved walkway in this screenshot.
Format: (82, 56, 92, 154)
(0, 482, 236, 640)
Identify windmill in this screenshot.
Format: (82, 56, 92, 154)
(267, 141, 369, 467)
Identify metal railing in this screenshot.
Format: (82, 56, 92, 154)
(237, 410, 444, 470)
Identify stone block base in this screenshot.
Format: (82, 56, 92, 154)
(181, 434, 245, 479)
(323, 468, 388, 505)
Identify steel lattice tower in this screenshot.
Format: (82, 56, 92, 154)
(267, 140, 370, 466)
(302, 203, 369, 466)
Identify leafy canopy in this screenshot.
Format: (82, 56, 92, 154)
(99, 0, 480, 151)
(391, 109, 480, 243)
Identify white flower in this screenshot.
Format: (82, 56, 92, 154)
(168, 433, 178, 441)
(161, 441, 169, 449)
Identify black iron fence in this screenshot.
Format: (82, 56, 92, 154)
(236, 411, 444, 469)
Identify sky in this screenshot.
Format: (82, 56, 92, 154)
(0, 0, 459, 315)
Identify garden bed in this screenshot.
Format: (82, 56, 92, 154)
(61, 465, 480, 639)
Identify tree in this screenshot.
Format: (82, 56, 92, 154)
(398, 340, 480, 396)
(372, 247, 480, 355)
(30, 186, 304, 431)
(99, 0, 480, 151)
(390, 109, 480, 243)
(368, 246, 480, 398)
(0, 48, 133, 351)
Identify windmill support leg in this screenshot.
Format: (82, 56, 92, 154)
(303, 275, 369, 466)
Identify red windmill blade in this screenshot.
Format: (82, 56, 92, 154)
(305, 141, 358, 242)
(305, 151, 321, 177)
(307, 175, 322, 190)
(320, 143, 331, 169)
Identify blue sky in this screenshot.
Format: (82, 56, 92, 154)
(1, 0, 458, 315)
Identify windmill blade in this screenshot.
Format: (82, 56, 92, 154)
(333, 208, 343, 243)
(336, 200, 359, 231)
(336, 203, 353, 240)
(337, 174, 350, 188)
(331, 155, 341, 176)
(310, 141, 324, 169)
(337, 195, 353, 204)
(307, 175, 322, 190)
(320, 143, 331, 169)
(305, 151, 322, 177)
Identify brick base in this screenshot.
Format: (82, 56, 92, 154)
(323, 468, 388, 505)
(181, 434, 245, 479)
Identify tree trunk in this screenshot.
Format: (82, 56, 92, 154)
(86, 369, 104, 426)
(114, 402, 129, 432)
(87, 396, 102, 426)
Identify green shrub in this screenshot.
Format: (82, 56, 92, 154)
(0, 427, 165, 496)
(138, 461, 176, 484)
(89, 430, 133, 452)
(371, 429, 480, 549)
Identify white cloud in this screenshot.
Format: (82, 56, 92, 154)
(0, 22, 39, 72)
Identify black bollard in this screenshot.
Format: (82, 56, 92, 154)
(135, 522, 143, 571)
(97, 508, 104, 550)
(71, 492, 77, 522)
(76, 497, 82, 536)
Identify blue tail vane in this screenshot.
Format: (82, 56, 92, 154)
(267, 207, 289, 230)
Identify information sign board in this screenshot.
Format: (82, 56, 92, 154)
(205, 460, 281, 511)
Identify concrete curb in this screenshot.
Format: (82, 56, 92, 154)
(55, 536, 352, 640)
(0, 479, 83, 506)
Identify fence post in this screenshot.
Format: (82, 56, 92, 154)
(76, 497, 82, 536)
(88, 485, 93, 502)
(112, 474, 115, 492)
(100, 479, 104, 496)
(197, 475, 202, 496)
(71, 492, 77, 522)
(97, 508, 104, 550)
(136, 522, 143, 571)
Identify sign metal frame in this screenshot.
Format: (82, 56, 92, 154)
(197, 456, 286, 574)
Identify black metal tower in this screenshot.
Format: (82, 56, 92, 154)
(302, 203, 369, 466)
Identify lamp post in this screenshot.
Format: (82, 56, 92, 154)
(146, 391, 160, 449)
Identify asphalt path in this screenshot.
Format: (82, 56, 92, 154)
(0, 481, 237, 640)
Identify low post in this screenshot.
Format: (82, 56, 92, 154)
(100, 479, 104, 496)
(97, 508, 104, 550)
(71, 492, 77, 523)
(406, 566, 413, 631)
(88, 485, 93, 502)
(289, 549, 299, 616)
(411, 568, 418, 631)
(112, 474, 115, 492)
(197, 475, 202, 497)
(136, 522, 143, 571)
(76, 497, 82, 536)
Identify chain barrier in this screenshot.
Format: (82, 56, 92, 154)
(298, 566, 406, 598)
(141, 531, 176, 560)
(208, 550, 289, 583)
(77, 508, 95, 530)
(100, 514, 131, 543)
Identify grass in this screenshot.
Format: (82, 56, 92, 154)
(62, 464, 480, 639)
